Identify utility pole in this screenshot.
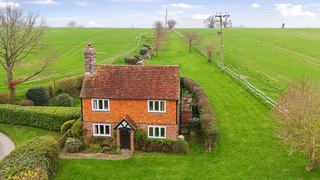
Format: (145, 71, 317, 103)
(215, 12, 230, 73)
(165, 9, 168, 28)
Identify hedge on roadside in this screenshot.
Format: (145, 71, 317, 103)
(181, 77, 218, 151)
(0, 137, 59, 180)
(0, 104, 81, 131)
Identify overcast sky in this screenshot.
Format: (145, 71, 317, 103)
(1, 0, 320, 28)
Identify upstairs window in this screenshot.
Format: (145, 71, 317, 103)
(148, 126, 166, 139)
(92, 99, 110, 111)
(148, 100, 166, 113)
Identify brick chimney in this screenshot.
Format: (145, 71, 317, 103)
(83, 43, 96, 74)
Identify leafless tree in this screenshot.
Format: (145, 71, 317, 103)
(0, 5, 58, 104)
(183, 30, 203, 52)
(67, 21, 77, 28)
(77, 24, 84, 28)
(203, 16, 216, 28)
(203, 41, 217, 62)
(167, 19, 177, 29)
(274, 73, 320, 171)
(153, 21, 167, 57)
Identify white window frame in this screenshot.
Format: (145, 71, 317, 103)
(148, 100, 166, 113)
(92, 99, 110, 111)
(93, 124, 111, 137)
(148, 126, 166, 139)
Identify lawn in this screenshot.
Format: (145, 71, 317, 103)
(0, 123, 60, 147)
(54, 31, 320, 179)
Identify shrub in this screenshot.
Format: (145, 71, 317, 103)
(65, 137, 83, 153)
(53, 93, 73, 107)
(18, 99, 34, 106)
(133, 54, 142, 61)
(125, 56, 138, 65)
(134, 129, 147, 150)
(71, 118, 84, 140)
(26, 86, 48, 106)
(139, 47, 149, 55)
(188, 118, 201, 135)
(143, 44, 150, 49)
(50, 75, 85, 98)
(0, 137, 59, 180)
(0, 104, 81, 131)
(61, 119, 76, 134)
(0, 92, 9, 104)
(172, 140, 189, 154)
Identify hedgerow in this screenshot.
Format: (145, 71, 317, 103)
(181, 77, 218, 151)
(61, 119, 76, 134)
(0, 137, 59, 180)
(0, 104, 81, 131)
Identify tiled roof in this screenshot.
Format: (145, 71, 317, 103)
(80, 65, 180, 100)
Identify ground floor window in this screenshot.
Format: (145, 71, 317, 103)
(148, 126, 166, 139)
(93, 124, 111, 136)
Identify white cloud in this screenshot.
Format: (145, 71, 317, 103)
(0, 2, 19, 8)
(304, 4, 320, 8)
(87, 21, 102, 27)
(161, 3, 205, 8)
(156, 11, 183, 15)
(192, 14, 210, 20)
(250, 3, 260, 8)
(275, 4, 316, 17)
(75, 1, 95, 6)
(24, 0, 60, 4)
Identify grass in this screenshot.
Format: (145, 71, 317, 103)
(54, 31, 320, 179)
(0, 123, 60, 147)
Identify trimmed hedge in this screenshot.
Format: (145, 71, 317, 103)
(181, 77, 218, 151)
(71, 118, 84, 140)
(0, 137, 59, 180)
(0, 104, 81, 131)
(61, 119, 76, 134)
(26, 86, 48, 106)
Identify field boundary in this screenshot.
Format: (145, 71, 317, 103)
(173, 29, 278, 107)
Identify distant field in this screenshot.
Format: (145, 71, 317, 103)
(0, 28, 153, 96)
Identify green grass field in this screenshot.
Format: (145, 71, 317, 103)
(53, 31, 320, 179)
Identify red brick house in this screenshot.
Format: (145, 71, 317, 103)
(79, 50, 181, 150)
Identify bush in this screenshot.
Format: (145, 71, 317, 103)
(50, 75, 85, 98)
(143, 44, 150, 49)
(133, 54, 142, 61)
(18, 99, 34, 106)
(0, 137, 59, 180)
(172, 140, 189, 154)
(53, 93, 73, 107)
(139, 47, 149, 55)
(0, 104, 81, 131)
(26, 86, 48, 106)
(65, 137, 83, 153)
(0, 92, 9, 104)
(125, 56, 138, 65)
(188, 118, 200, 135)
(71, 118, 84, 140)
(61, 119, 75, 134)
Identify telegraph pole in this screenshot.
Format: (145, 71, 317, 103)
(165, 9, 168, 28)
(215, 12, 230, 73)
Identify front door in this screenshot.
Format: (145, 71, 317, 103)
(120, 129, 130, 150)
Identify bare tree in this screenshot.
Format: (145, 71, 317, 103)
(183, 30, 203, 52)
(67, 21, 77, 28)
(167, 19, 177, 29)
(203, 41, 217, 62)
(203, 16, 215, 28)
(153, 21, 167, 57)
(274, 73, 320, 171)
(77, 24, 84, 28)
(0, 5, 58, 104)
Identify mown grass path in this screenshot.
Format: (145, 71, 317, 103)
(55, 32, 319, 179)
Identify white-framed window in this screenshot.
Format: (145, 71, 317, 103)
(93, 124, 111, 136)
(92, 99, 110, 111)
(148, 126, 166, 139)
(148, 100, 166, 113)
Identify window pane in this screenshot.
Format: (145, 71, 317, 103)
(155, 101, 159, 111)
(93, 100, 97, 109)
(94, 125, 99, 134)
(149, 101, 153, 111)
(100, 125, 104, 134)
(104, 100, 109, 110)
(161, 127, 165, 137)
(160, 101, 165, 111)
(106, 125, 110, 135)
(149, 127, 153, 136)
(155, 127, 159, 137)
(99, 100, 103, 109)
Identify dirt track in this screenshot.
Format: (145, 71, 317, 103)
(0, 132, 15, 160)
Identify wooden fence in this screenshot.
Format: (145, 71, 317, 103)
(57, 129, 71, 149)
(173, 29, 278, 108)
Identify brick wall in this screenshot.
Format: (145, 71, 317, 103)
(181, 111, 192, 126)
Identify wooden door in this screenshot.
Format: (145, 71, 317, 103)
(120, 129, 130, 150)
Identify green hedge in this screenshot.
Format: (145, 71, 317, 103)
(181, 77, 218, 151)
(0, 137, 59, 180)
(61, 119, 76, 134)
(0, 104, 81, 131)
